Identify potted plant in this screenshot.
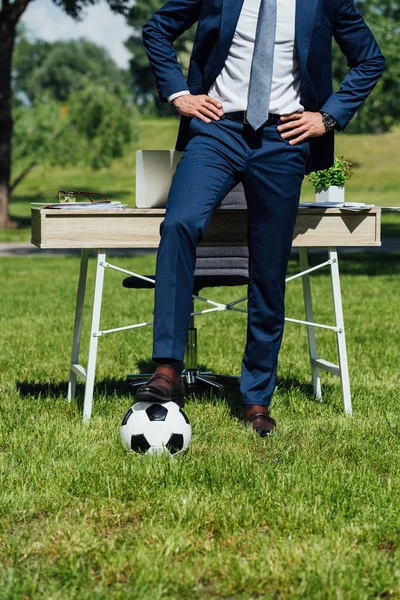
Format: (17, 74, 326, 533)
(307, 156, 353, 203)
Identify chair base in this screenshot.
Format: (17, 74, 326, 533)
(127, 368, 240, 396)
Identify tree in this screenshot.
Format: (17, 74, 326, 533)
(0, 0, 131, 229)
(333, 0, 400, 133)
(13, 36, 128, 103)
(11, 79, 138, 192)
(125, 0, 196, 115)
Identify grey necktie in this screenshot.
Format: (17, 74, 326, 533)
(246, 0, 278, 130)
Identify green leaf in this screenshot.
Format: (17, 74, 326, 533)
(307, 156, 353, 188)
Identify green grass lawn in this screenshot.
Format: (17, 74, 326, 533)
(1, 252, 399, 598)
(2, 118, 400, 242)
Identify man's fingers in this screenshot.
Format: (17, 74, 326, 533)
(278, 112, 327, 139)
(202, 102, 223, 116)
(203, 97, 224, 116)
(198, 106, 221, 120)
(278, 119, 306, 132)
(280, 112, 304, 121)
(175, 94, 223, 120)
(194, 111, 211, 123)
(287, 132, 310, 145)
(205, 95, 223, 109)
(281, 125, 308, 139)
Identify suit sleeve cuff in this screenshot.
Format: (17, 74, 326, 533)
(320, 97, 351, 131)
(167, 90, 190, 103)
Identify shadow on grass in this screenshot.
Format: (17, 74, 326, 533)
(16, 365, 334, 420)
(134, 358, 242, 416)
(277, 376, 315, 398)
(16, 378, 130, 407)
(11, 191, 43, 205)
(7, 215, 31, 229)
(136, 359, 331, 417)
(275, 376, 344, 412)
(382, 222, 400, 239)
(15, 375, 243, 420)
(17, 380, 69, 398)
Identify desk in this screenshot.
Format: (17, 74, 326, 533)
(31, 206, 381, 421)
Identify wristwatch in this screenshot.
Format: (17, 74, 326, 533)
(320, 111, 338, 131)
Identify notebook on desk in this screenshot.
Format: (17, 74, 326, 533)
(136, 150, 183, 208)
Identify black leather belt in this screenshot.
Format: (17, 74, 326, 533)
(224, 111, 281, 126)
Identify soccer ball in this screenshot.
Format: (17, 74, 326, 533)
(120, 401, 191, 456)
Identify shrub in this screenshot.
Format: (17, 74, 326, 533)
(307, 156, 353, 188)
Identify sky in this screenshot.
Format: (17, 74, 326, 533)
(21, 0, 132, 68)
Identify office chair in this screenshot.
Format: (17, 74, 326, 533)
(124, 182, 249, 394)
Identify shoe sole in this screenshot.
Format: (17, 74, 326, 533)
(133, 386, 185, 408)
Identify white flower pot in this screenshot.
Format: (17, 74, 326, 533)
(315, 185, 345, 204)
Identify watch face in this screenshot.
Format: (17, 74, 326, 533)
(323, 114, 336, 130)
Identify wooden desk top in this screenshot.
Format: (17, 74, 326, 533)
(31, 206, 381, 249)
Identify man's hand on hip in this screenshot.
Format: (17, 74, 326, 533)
(277, 111, 326, 144)
(171, 94, 224, 123)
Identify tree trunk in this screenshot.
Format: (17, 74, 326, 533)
(10, 160, 37, 193)
(0, 12, 16, 228)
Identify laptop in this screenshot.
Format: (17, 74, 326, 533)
(136, 150, 183, 208)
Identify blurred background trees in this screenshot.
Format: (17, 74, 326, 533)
(125, 0, 196, 116)
(13, 36, 128, 103)
(332, 0, 400, 133)
(11, 75, 138, 193)
(10, 35, 138, 194)
(0, 0, 132, 228)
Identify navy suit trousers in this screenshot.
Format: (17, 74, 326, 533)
(152, 115, 311, 406)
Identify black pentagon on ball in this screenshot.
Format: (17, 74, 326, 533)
(121, 407, 133, 426)
(166, 433, 184, 455)
(131, 434, 151, 453)
(179, 408, 190, 424)
(146, 403, 168, 421)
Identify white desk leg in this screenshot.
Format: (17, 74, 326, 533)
(68, 249, 90, 403)
(83, 249, 106, 422)
(299, 247, 322, 401)
(329, 248, 352, 416)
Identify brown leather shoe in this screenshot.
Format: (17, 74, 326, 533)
(134, 365, 185, 407)
(243, 404, 276, 437)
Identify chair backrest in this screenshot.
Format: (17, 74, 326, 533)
(196, 181, 248, 276)
(217, 181, 246, 209)
(194, 245, 249, 279)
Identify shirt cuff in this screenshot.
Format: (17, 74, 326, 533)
(167, 90, 190, 103)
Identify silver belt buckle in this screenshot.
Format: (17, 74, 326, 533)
(243, 111, 249, 125)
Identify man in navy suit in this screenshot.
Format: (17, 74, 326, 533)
(136, 0, 385, 435)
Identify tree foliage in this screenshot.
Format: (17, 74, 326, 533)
(11, 79, 138, 190)
(333, 0, 400, 133)
(10, 36, 138, 190)
(13, 36, 128, 103)
(125, 0, 196, 115)
(0, 0, 133, 228)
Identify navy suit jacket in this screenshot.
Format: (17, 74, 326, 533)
(142, 0, 385, 174)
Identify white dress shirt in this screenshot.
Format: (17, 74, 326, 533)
(168, 0, 304, 115)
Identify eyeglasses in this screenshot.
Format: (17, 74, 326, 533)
(58, 190, 109, 203)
